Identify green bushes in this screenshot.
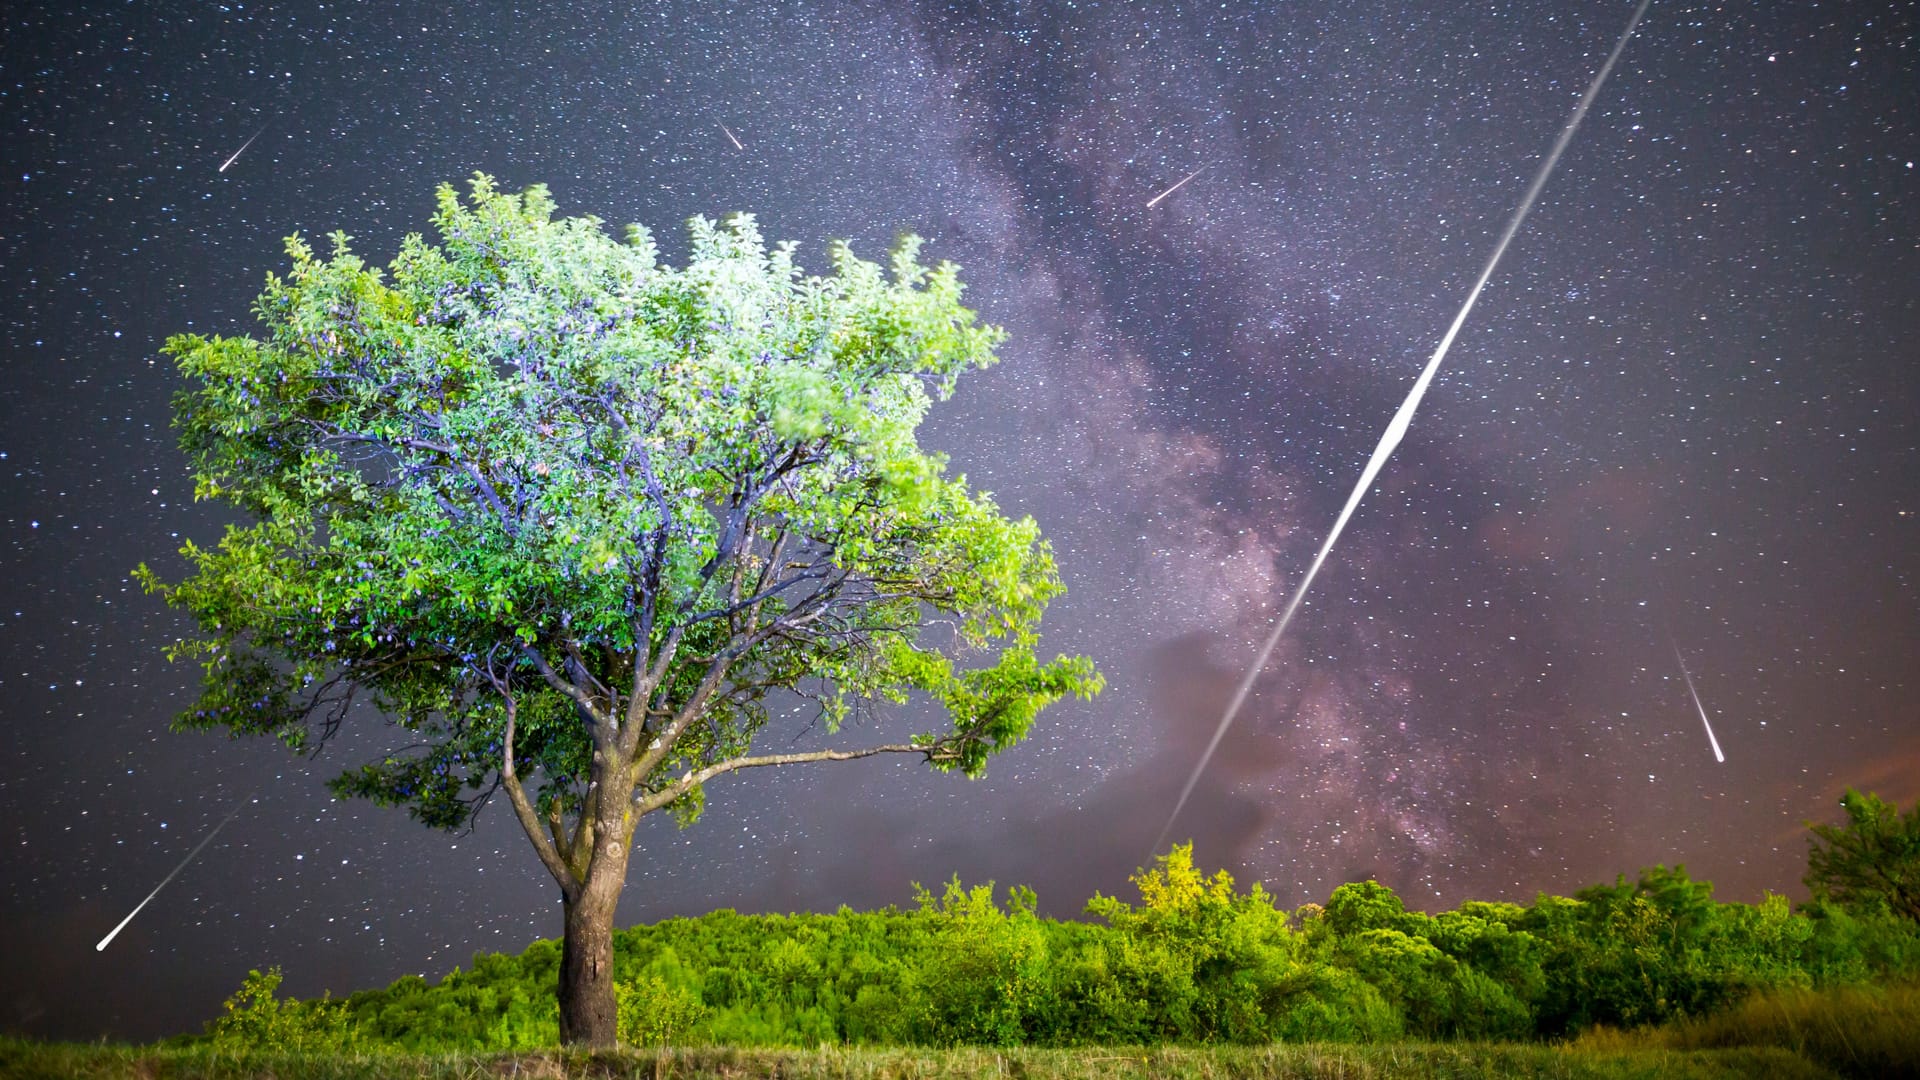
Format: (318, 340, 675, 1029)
(1266, 966, 1402, 1042)
(913, 879, 1052, 1045)
(208, 967, 361, 1052)
(615, 974, 708, 1047)
(212, 846, 1920, 1051)
(1516, 866, 1881, 1036)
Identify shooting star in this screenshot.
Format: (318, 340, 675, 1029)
(218, 127, 265, 173)
(1145, 164, 1208, 208)
(718, 122, 744, 151)
(96, 795, 250, 951)
(1155, 0, 1655, 853)
(1670, 638, 1726, 763)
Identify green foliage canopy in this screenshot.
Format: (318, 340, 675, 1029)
(1804, 788, 1920, 923)
(139, 176, 1100, 854)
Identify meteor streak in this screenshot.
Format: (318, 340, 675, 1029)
(719, 123, 744, 151)
(1670, 639, 1726, 763)
(218, 127, 264, 173)
(1155, 0, 1655, 852)
(1145, 164, 1207, 208)
(95, 795, 250, 952)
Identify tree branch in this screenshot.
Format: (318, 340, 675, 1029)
(680, 442, 818, 613)
(521, 644, 606, 736)
(633, 738, 965, 816)
(609, 407, 677, 738)
(557, 628, 615, 714)
(623, 602, 804, 781)
(495, 690, 580, 899)
(627, 641, 743, 783)
(316, 428, 518, 534)
(681, 567, 827, 626)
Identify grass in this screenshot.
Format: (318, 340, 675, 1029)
(0, 1040, 1847, 1080)
(11, 986, 1916, 1080)
(1645, 982, 1920, 1079)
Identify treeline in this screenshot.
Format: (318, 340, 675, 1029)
(213, 843, 1920, 1050)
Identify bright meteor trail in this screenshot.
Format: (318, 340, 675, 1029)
(95, 796, 250, 952)
(1670, 639, 1727, 763)
(1156, 0, 1655, 851)
(218, 127, 264, 173)
(1145, 164, 1207, 208)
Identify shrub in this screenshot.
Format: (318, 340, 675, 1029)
(209, 966, 360, 1051)
(616, 973, 709, 1047)
(1269, 966, 1403, 1042)
(913, 879, 1052, 1045)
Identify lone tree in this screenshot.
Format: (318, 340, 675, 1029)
(1804, 787, 1920, 923)
(139, 176, 1101, 1047)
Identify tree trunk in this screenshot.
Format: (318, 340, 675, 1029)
(557, 885, 622, 1047)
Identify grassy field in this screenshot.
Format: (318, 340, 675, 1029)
(1597, 982, 1920, 1079)
(0, 1040, 1850, 1080)
(7, 983, 1913, 1080)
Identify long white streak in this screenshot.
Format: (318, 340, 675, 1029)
(1155, 0, 1654, 853)
(1670, 640, 1726, 763)
(1146, 164, 1208, 208)
(719, 123, 744, 151)
(95, 797, 249, 952)
(218, 127, 264, 173)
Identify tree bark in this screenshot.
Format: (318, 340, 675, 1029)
(554, 747, 640, 1048)
(557, 882, 623, 1047)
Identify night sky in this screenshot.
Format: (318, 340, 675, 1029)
(4, 0, 1916, 1044)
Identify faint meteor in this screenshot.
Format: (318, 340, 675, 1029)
(1155, 0, 1655, 852)
(718, 122, 744, 151)
(1670, 639, 1726, 763)
(1145, 164, 1207, 208)
(218, 127, 264, 173)
(96, 795, 250, 952)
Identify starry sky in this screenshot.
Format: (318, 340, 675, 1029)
(3, 0, 1916, 1044)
